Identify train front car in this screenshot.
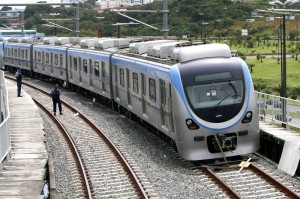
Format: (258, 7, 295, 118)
(171, 44, 259, 160)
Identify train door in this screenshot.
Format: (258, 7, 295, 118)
(42, 51, 45, 72)
(69, 55, 73, 80)
(89, 59, 93, 87)
(50, 52, 53, 74)
(78, 57, 82, 83)
(101, 61, 106, 92)
(126, 68, 131, 106)
(17, 48, 20, 66)
(159, 80, 174, 132)
(60, 53, 63, 77)
(141, 73, 147, 115)
(114, 65, 120, 100)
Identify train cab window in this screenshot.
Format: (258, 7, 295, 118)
(46, 53, 49, 63)
(60, 54, 63, 67)
(149, 78, 156, 102)
(54, 54, 58, 65)
(133, 72, 139, 94)
(94, 62, 99, 77)
(120, 68, 125, 87)
(83, 59, 88, 73)
(73, 57, 77, 71)
(38, 52, 41, 62)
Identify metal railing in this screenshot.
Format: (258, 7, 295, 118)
(256, 91, 300, 130)
(0, 70, 10, 170)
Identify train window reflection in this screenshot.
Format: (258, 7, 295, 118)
(133, 72, 139, 94)
(94, 62, 99, 77)
(186, 80, 243, 109)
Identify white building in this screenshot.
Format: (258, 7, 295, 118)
(96, 0, 154, 10)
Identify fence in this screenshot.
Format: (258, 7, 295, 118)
(0, 71, 10, 170)
(256, 91, 300, 129)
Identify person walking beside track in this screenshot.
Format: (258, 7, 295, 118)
(50, 84, 63, 116)
(15, 68, 23, 97)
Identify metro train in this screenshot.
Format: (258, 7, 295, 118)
(0, 37, 260, 161)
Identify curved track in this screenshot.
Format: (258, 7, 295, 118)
(7, 76, 149, 199)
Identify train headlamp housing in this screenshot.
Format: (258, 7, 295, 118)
(241, 111, 252, 123)
(186, 118, 199, 130)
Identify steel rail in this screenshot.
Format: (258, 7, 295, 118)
(32, 98, 93, 199)
(6, 76, 149, 199)
(250, 164, 300, 198)
(201, 168, 242, 199)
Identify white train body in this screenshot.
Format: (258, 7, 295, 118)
(0, 37, 260, 160)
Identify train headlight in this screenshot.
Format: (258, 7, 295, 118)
(242, 111, 252, 123)
(186, 119, 199, 130)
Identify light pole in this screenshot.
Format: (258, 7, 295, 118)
(96, 17, 105, 38)
(216, 19, 221, 42)
(268, 0, 300, 126)
(202, 22, 209, 42)
(199, 12, 204, 40)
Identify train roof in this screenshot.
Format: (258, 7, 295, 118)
(3, 36, 233, 65)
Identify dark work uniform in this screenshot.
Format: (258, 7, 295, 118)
(15, 70, 23, 97)
(50, 87, 62, 115)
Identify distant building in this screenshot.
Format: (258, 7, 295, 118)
(96, 0, 154, 10)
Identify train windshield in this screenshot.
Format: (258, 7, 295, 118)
(185, 71, 244, 123)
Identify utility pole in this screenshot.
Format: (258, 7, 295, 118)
(162, 0, 168, 39)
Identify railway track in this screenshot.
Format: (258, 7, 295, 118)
(7, 76, 150, 199)
(195, 160, 300, 199)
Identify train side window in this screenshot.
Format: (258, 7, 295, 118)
(149, 78, 156, 102)
(73, 57, 77, 71)
(50, 53, 53, 64)
(21, 50, 24, 59)
(133, 72, 139, 94)
(120, 68, 125, 87)
(60, 54, 63, 67)
(94, 62, 99, 77)
(25, 50, 28, 60)
(46, 53, 49, 63)
(83, 59, 88, 73)
(38, 52, 41, 62)
(54, 54, 58, 65)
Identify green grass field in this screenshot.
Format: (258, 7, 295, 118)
(246, 57, 300, 89)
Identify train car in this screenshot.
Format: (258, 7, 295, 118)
(109, 43, 259, 160)
(32, 44, 68, 82)
(3, 40, 34, 72)
(67, 47, 112, 99)
(1, 37, 260, 161)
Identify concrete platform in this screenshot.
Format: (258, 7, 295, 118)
(260, 121, 300, 176)
(0, 80, 48, 199)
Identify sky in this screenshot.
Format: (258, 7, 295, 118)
(0, 0, 61, 9)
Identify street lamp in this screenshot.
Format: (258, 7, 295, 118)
(96, 17, 105, 38)
(199, 12, 204, 40)
(216, 19, 221, 42)
(268, 0, 300, 126)
(202, 22, 209, 42)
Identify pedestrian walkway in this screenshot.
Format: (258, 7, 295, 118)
(260, 121, 300, 176)
(0, 80, 48, 199)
